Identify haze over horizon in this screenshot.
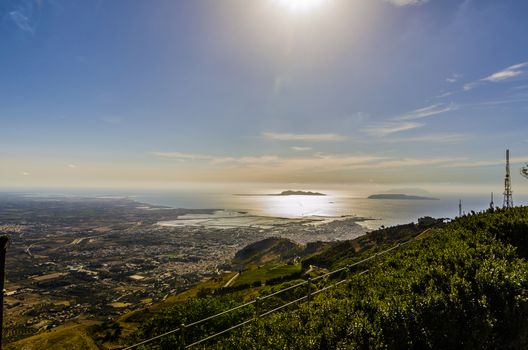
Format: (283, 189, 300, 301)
(2, 0, 528, 194)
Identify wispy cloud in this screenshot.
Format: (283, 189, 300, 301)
(362, 103, 456, 139)
(465, 98, 528, 107)
(461, 62, 528, 92)
(443, 156, 528, 168)
(446, 73, 462, 83)
(68, 164, 77, 169)
(445, 62, 528, 96)
(384, 0, 430, 6)
(9, 11, 34, 33)
(436, 91, 456, 99)
(152, 152, 214, 160)
(463, 82, 479, 91)
(396, 103, 457, 121)
(152, 151, 463, 173)
(381, 132, 470, 143)
(483, 62, 528, 82)
(363, 122, 423, 137)
(291, 146, 312, 152)
(261, 132, 346, 142)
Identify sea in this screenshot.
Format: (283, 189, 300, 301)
(133, 190, 527, 230)
(6, 185, 526, 231)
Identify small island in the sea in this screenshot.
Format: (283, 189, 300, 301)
(235, 190, 327, 197)
(368, 193, 439, 200)
(272, 190, 326, 196)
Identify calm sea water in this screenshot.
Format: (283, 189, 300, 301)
(5, 187, 527, 230)
(132, 190, 528, 230)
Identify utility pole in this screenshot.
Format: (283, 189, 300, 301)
(459, 199, 462, 217)
(0, 235, 9, 350)
(490, 192, 494, 210)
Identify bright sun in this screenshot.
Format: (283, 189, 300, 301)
(276, 0, 327, 14)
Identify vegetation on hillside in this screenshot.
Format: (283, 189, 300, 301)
(132, 208, 528, 349)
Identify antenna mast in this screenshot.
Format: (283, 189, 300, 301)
(503, 149, 513, 208)
(490, 192, 494, 210)
(459, 199, 462, 217)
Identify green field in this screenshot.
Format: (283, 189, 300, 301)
(233, 263, 302, 287)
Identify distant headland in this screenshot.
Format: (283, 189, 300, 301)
(368, 193, 439, 200)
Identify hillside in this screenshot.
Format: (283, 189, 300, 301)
(233, 237, 303, 265)
(217, 208, 528, 349)
(5, 322, 99, 350)
(131, 208, 528, 349)
(9, 209, 528, 349)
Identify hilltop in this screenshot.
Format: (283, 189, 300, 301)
(233, 237, 303, 265)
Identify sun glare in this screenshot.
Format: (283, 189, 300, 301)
(275, 0, 327, 14)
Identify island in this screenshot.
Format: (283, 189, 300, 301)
(271, 190, 326, 196)
(235, 190, 327, 197)
(368, 193, 439, 200)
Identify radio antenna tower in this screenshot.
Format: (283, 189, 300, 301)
(490, 192, 494, 210)
(503, 149, 513, 208)
(459, 199, 462, 217)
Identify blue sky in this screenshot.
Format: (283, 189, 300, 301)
(1, 0, 528, 192)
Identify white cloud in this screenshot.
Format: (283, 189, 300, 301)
(458, 62, 528, 94)
(203, 153, 457, 172)
(210, 156, 281, 166)
(382, 133, 470, 143)
(261, 132, 346, 142)
(151, 150, 467, 173)
(291, 146, 312, 152)
(363, 122, 423, 137)
(436, 91, 456, 98)
(152, 152, 213, 160)
(466, 98, 528, 107)
(443, 156, 528, 168)
(396, 103, 457, 121)
(9, 11, 34, 33)
(464, 82, 479, 91)
(384, 0, 429, 6)
(21, 171, 30, 176)
(446, 73, 461, 83)
(68, 164, 77, 169)
(483, 62, 528, 82)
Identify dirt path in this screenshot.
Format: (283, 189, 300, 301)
(223, 272, 240, 288)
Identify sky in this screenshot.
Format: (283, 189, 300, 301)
(1, 0, 528, 193)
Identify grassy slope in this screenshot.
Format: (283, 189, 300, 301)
(232, 263, 302, 287)
(5, 322, 99, 350)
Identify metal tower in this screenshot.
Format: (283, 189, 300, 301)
(503, 149, 513, 208)
(459, 199, 462, 217)
(490, 192, 494, 210)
